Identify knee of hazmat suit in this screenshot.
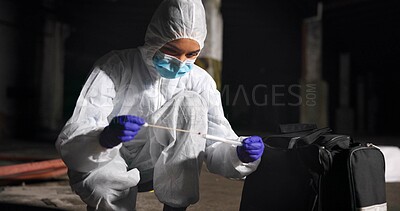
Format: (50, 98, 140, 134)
(56, 0, 262, 208)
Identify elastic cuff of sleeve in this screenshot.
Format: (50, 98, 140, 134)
(230, 146, 261, 174)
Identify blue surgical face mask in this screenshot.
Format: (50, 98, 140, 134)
(152, 50, 195, 79)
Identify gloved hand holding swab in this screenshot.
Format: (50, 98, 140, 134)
(143, 122, 243, 146)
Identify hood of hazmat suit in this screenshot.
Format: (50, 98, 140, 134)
(56, 0, 260, 209)
(140, 0, 207, 68)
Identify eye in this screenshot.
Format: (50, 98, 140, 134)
(186, 51, 199, 58)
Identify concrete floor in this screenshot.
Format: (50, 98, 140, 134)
(0, 165, 244, 211)
(0, 139, 244, 210)
(0, 168, 399, 211)
(0, 138, 399, 211)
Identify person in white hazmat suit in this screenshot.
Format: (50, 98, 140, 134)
(55, 0, 264, 210)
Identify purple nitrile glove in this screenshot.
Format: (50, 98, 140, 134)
(236, 136, 265, 163)
(99, 115, 145, 148)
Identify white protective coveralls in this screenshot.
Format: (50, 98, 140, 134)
(55, 0, 260, 210)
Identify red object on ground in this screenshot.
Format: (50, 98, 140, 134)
(0, 159, 67, 181)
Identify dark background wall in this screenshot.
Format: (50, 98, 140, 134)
(221, 0, 316, 132)
(1, 1, 45, 139)
(322, 0, 400, 135)
(60, 0, 162, 123)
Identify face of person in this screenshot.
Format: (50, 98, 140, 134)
(159, 38, 201, 62)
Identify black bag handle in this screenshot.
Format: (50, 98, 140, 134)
(288, 127, 332, 148)
(298, 127, 332, 145)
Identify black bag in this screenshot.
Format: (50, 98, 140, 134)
(239, 124, 387, 211)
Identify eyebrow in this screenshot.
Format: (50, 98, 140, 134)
(163, 44, 200, 54)
(163, 44, 180, 53)
(190, 49, 201, 54)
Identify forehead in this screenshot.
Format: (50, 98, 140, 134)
(163, 38, 200, 51)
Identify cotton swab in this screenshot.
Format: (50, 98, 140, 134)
(201, 134, 242, 146)
(143, 123, 242, 146)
